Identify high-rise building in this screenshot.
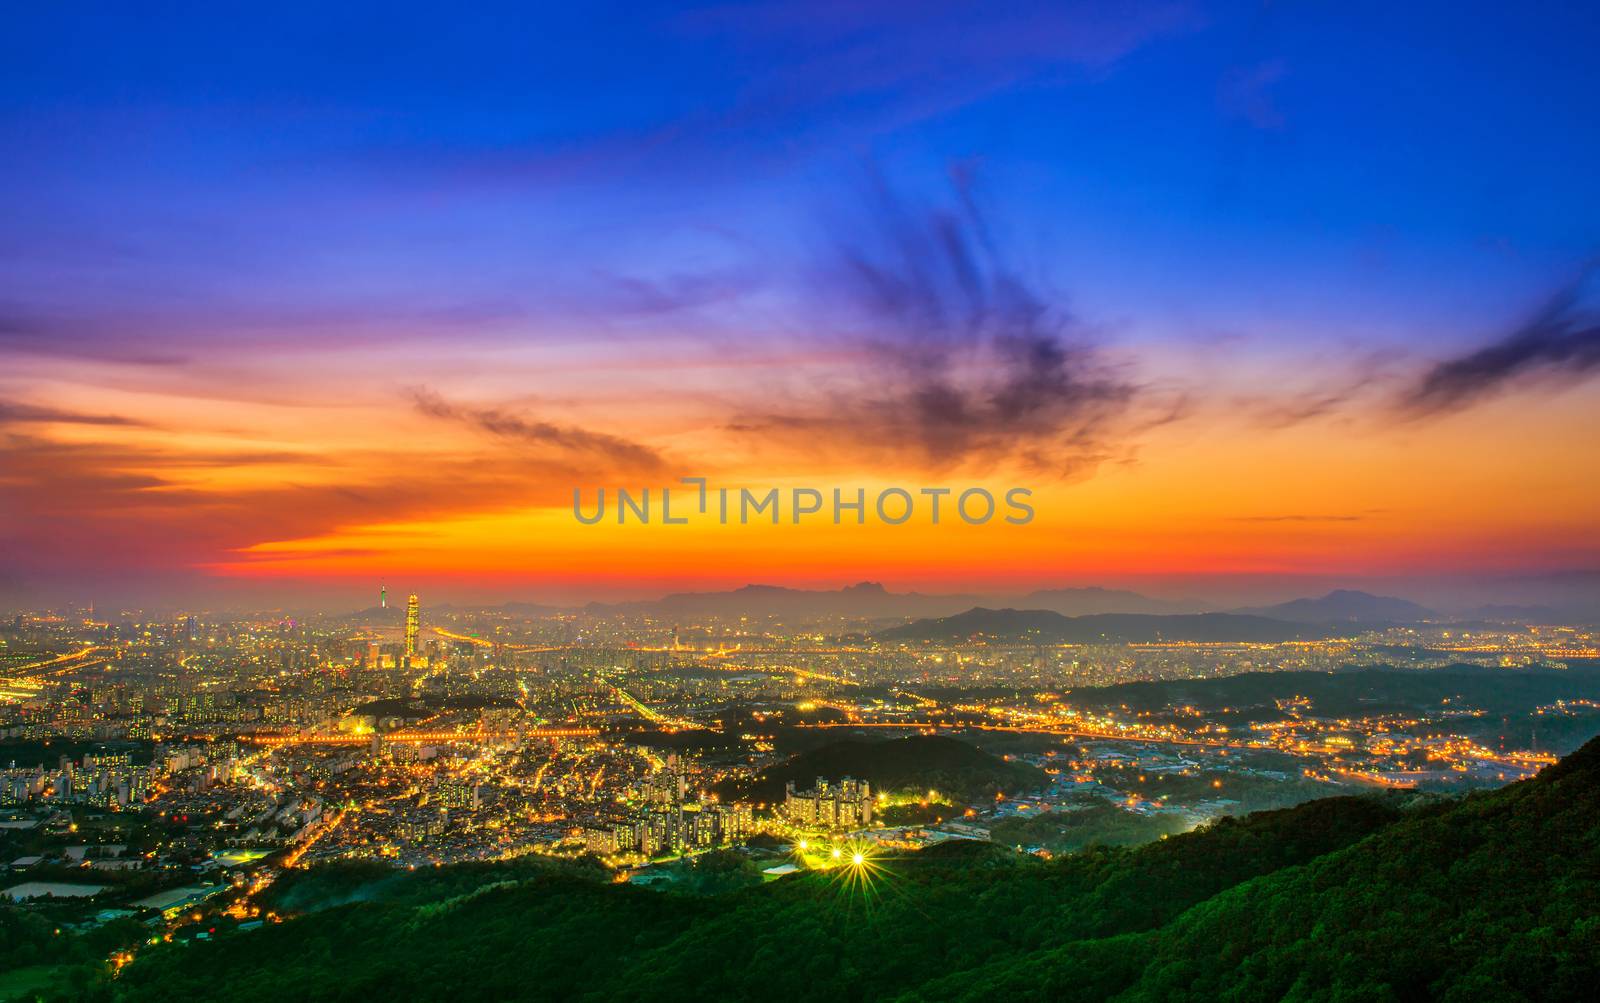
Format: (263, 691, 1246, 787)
(436, 779, 481, 811)
(404, 594, 420, 661)
(785, 776, 872, 830)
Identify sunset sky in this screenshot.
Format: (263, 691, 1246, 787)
(3, 2, 1599, 610)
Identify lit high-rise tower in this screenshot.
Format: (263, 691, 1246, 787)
(404, 594, 420, 661)
(380, 584, 387, 609)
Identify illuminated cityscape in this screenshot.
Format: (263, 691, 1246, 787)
(4, 1, 1600, 999)
(3, 593, 1595, 902)
(3, 601, 1600, 998)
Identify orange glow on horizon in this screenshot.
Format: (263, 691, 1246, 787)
(5, 342, 1599, 598)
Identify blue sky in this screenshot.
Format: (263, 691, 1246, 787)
(4, 0, 1597, 357)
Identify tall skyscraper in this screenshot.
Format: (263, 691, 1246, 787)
(380, 584, 387, 609)
(404, 594, 420, 661)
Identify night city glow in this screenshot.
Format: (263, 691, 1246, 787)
(2, 4, 1599, 1001)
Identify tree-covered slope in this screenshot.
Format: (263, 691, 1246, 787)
(1119, 738, 1600, 1001)
(916, 738, 1600, 1002)
(110, 797, 1399, 1002)
(107, 738, 1600, 1003)
(712, 734, 1046, 803)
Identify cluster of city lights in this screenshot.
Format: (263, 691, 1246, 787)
(795, 836, 872, 870)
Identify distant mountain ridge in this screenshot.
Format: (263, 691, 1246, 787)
(1234, 589, 1434, 623)
(879, 608, 1334, 644)
(582, 581, 1190, 620)
(1017, 586, 1191, 616)
(332, 585, 1586, 627)
(338, 586, 1191, 626)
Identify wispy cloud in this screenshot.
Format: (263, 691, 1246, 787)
(1237, 350, 1402, 429)
(729, 168, 1143, 474)
(588, 268, 763, 318)
(0, 306, 191, 367)
(1402, 262, 1600, 415)
(0, 400, 147, 427)
(0, 431, 585, 576)
(349, 2, 1196, 190)
(1219, 59, 1288, 130)
(407, 387, 666, 473)
(1228, 514, 1371, 524)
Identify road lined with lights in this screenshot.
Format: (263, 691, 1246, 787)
(7, 644, 112, 680)
(244, 727, 600, 747)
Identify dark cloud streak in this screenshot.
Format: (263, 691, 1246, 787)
(1404, 263, 1600, 415)
(734, 168, 1141, 474)
(407, 387, 665, 473)
(0, 401, 146, 427)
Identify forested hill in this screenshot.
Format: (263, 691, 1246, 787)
(111, 738, 1600, 1002)
(710, 734, 1046, 803)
